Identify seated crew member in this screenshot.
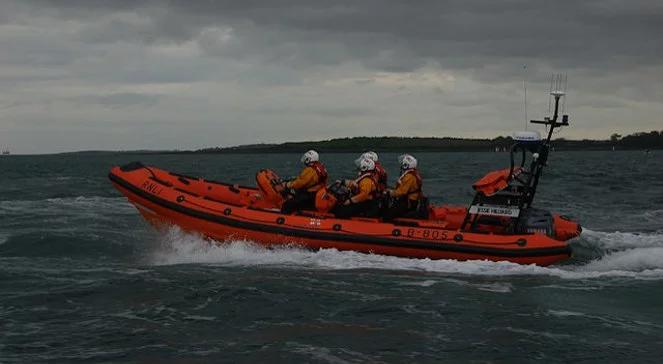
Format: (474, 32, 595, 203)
(355, 151, 387, 192)
(384, 154, 426, 219)
(333, 157, 380, 219)
(281, 150, 328, 214)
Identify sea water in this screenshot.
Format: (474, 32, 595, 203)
(1, 151, 662, 362)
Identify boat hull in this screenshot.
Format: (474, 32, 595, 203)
(109, 164, 573, 266)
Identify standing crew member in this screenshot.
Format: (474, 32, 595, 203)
(281, 150, 328, 214)
(385, 154, 426, 219)
(333, 158, 380, 219)
(355, 151, 387, 192)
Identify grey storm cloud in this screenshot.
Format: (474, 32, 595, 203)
(19, 0, 663, 71)
(0, 0, 662, 153)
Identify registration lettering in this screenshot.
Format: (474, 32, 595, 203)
(468, 204, 520, 218)
(407, 228, 448, 241)
(141, 180, 163, 195)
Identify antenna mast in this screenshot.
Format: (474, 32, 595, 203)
(524, 73, 569, 206)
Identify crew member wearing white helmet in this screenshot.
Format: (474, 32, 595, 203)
(333, 157, 380, 218)
(281, 150, 328, 213)
(355, 151, 387, 192)
(385, 154, 426, 219)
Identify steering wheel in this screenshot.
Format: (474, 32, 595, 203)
(512, 169, 530, 185)
(272, 178, 294, 198)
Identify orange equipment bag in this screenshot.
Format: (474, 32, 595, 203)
(472, 167, 522, 196)
(314, 181, 351, 213)
(315, 187, 337, 213)
(256, 169, 286, 208)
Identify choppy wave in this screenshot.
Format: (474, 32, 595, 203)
(640, 209, 663, 224)
(0, 196, 134, 215)
(149, 227, 663, 280)
(0, 195, 144, 257)
(0, 196, 136, 230)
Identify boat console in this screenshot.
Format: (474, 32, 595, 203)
(462, 88, 571, 237)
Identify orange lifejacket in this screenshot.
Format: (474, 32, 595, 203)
(353, 172, 380, 200)
(308, 161, 328, 192)
(397, 169, 423, 201)
(374, 162, 388, 191)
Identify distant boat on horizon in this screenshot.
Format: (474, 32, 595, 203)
(2, 146, 10, 155)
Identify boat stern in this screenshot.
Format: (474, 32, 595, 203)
(553, 214, 582, 241)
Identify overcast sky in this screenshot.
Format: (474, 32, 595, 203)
(1, 0, 662, 154)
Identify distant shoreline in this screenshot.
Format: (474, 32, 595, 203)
(59, 133, 663, 155)
(20, 130, 659, 155)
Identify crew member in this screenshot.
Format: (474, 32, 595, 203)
(333, 158, 380, 218)
(384, 154, 426, 219)
(281, 150, 328, 213)
(355, 151, 387, 192)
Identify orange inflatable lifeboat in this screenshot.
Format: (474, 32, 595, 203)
(109, 94, 581, 266)
(109, 162, 578, 266)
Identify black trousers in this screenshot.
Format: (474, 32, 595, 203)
(383, 198, 419, 220)
(281, 190, 316, 214)
(333, 199, 380, 219)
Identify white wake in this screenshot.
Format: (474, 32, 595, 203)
(148, 227, 663, 280)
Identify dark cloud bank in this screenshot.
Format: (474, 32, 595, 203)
(0, 0, 661, 153)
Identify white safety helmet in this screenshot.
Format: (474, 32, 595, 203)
(361, 151, 378, 162)
(356, 157, 376, 172)
(354, 151, 378, 168)
(301, 150, 319, 165)
(398, 154, 418, 170)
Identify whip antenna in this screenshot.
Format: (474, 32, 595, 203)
(548, 74, 554, 113)
(523, 64, 528, 130)
(562, 73, 568, 114)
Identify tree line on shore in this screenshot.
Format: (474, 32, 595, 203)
(193, 130, 663, 153)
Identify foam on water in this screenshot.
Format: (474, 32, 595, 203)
(149, 227, 663, 280)
(582, 247, 663, 272)
(581, 228, 663, 250)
